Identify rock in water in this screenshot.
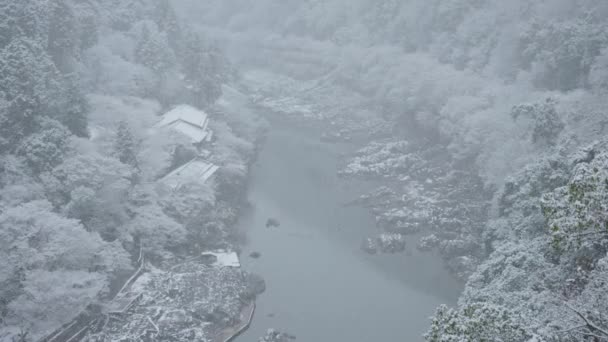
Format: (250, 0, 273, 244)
(259, 329, 296, 342)
(361, 234, 406, 254)
(249, 251, 262, 259)
(361, 237, 378, 254)
(266, 218, 281, 228)
(377, 233, 406, 253)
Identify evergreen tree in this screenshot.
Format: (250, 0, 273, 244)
(180, 31, 224, 108)
(114, 120, 139, 170)
(511, 98, 564, 148)
(16, 117, 70, 174)
(153, 0, 182, 52)
(135, 24, 174, 75)
(134, 23, 175, 102)
(57, 75, 89, 137)
(76, 13, 98, 51)
(47, 0, 78, 72)
(426, 304, 531, 342)
(0, 37, 63, 150)
(0, 0, 48, 48)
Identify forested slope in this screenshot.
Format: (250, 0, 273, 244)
(0, 0, 255, 339)
(177, 1, 608, 340)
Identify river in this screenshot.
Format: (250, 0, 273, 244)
(237, 118, 461, 342)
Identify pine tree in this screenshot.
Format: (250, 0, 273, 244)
(57, 75, 89, 137)
(0, 0, 49, 48)
(114, 120, 139, 170)
(135, 24, 174, 75)
(0, 37, 63, 150)
(153, 0, 182, 52)
(47, 0, 78, 72)
(180, 31, 224, 108)
(134, 23, 175, 102)
(16, 117, 70, 174)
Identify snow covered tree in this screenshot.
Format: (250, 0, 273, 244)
(519, 18, 608, 90)
(425, 303, 531, 342)
(541, 148, 608, 255)
(47, 0, 78, 72)
(0, 37, 63, 150)
(134, 23, 176, 102)
(47, 152, 133, 239)
(153, 0, 182, 52)
(179, 31, 225, 107)
(55, 74, 89, 137)
(511, 98, 564, 148)
(75, 11, 98, 51)
(125, 203, 187, 258)
(0, 200, 130, 332)
(16, 117, 70, 174)
(8, 270, 106, 335)
(114, 120, 140, 170)
(135, 23, 174, 76)
(0, 0, 48, 48)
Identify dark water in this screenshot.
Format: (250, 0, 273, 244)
(237, 120, 461, 342)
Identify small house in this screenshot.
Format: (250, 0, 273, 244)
(156, 105, 212, 145)
(160, 158, 219, 191)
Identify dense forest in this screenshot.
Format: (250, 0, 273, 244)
(2, 0, 608, 341)
(0, 0, 258, 339)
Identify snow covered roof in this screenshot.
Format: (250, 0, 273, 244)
(201, 250, 241, 268)
(158, 105, 209, 128)
(160, 158, 219, 190)
(156, 105, 211, 143)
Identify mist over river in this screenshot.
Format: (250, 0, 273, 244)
(237, 117, 461, 342)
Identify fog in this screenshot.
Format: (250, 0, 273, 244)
(1, 1, 608, 341)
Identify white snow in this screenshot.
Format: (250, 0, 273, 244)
(201, 250, 241, 268)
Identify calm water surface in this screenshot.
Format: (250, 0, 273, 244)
(237, 119, 461, 342)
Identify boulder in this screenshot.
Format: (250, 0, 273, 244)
(266, 218, 281, 228)
(249, 251, 262, 259)
(259, 329, 296, 342)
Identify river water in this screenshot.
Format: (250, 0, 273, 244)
(237, 119, 461, 342)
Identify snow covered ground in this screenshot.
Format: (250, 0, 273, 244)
(202, 250, 241, 268)
(87, 258, 250, 341)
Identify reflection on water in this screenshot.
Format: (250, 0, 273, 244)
(237, 120, 461, 342)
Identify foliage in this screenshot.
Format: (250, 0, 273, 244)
(0, 200, 130, 331)
(541, 148, 608, 254)
(179, 31, 225, 107)
(511, 98, 565, 147)
(425, 303, 531, 342)
(16, 117, 70, 173)
(114, 120, 140, 170)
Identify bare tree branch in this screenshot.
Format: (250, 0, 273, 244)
(565, 303, 608, 338)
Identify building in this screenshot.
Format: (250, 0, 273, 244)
(160, 158, 219, 191)
(156, 105, 212, 145)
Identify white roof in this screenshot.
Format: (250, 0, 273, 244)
(201, 250, 240, 268)
(158, 105, 209, 128)
(166, 121, 210, 143)
(157, 105, 211, 143)
(161, 158, 219, 190)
